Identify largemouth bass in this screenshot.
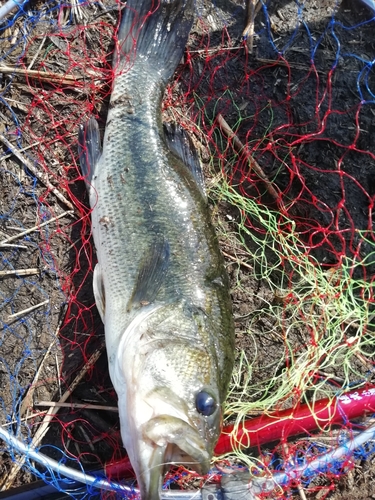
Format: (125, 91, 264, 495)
(78, 1, 235, 498)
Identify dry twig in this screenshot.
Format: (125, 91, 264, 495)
(0, 268, 39, 277)
(8, 299, 49, 321)
(35, 401, 118, 412)
(255, 56, 327, 75)
(217, 113, 281, 204)
(18, 308, 64, 417)
(0, 210, 74, 246)
(27, 36, 47, 71)
(0, 243, 28, 249)
(2, 411, 48, 426)
(0, 64, 82, 85)
(222, 250, 253, 271)
(243, 0, 262, 53)
(0, 134, 74, 210)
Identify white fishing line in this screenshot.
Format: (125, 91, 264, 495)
(0, 424, 134, 496)
(360, 0, 375, 12)
(0, 0, 26, 20)
(1, 421, 375, 498)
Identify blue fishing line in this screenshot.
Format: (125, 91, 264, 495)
(331, 17, 375, 102)
(280, 1, 306, 56)
(262, 1, 280, 56)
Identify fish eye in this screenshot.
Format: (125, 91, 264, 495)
(195, 390, 217, 416)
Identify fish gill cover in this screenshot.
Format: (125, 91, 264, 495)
(0, 0, 375, 498)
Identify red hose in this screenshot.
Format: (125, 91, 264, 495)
(105, 386, 375, 478)
(214, 385, 375, 454)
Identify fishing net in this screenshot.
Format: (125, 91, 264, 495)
(0, 0, 375, 498)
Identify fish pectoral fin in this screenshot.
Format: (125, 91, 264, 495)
(93, 263, 105, 322)
(163, 122, 206, 199)
(78, 117, 101, 187)
(127, 237, 170, 311)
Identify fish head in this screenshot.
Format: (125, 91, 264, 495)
(112, 302, 226, 499)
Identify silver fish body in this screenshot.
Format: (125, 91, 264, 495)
(79, 1, 235, 498)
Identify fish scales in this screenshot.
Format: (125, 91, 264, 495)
(96, 69, 232, 406)
(79, 1, 235, 499)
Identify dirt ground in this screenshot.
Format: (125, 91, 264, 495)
(0, 0, 375, 498)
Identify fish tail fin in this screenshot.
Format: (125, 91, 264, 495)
(115, 0, 194, 82)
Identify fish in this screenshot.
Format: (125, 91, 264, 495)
(78, 1, 235, 498)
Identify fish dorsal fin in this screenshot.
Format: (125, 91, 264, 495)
(127, 236, 170, 311)
(163, 122, 206, 198)
(93, 263, 105, 322)
(78, 117, 102, 187)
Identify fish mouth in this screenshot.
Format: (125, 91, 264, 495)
(139, 415, 211, 499)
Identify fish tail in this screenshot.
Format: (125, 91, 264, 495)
(115, 0, 194, 82)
